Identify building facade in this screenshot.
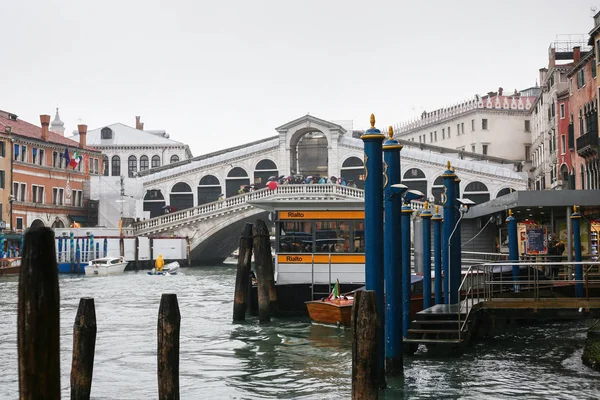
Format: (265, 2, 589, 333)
(0, 111, 103, 230)
(70, 116, 193, 227)
(393, 88, 539, 165)
(0, 128, 10, 228)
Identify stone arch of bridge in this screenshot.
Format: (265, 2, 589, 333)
(287, 127, 329, 179)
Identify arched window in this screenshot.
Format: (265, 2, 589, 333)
(139, 155, 149, 172)
(111, 155, 121, 176)
(198, 175, 221, 205)
(101, 127, 113, 139)
(464, 181, 490, 204)
(144, 189, 165, 218)
(128, 155, 137, 177)
(341, 156, 365, 188)
(254, 159, 278, 189)
(402, 168, 427, 197)
(151, 155, 161, 168)
(226, 167, 250, 197)
(170, 155, 180, 164)
(102, 156, 109, 176)
(496, 188, 515, 198)
(169, 182, 193, 211)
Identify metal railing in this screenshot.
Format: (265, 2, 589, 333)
(457, 260, 600, 340)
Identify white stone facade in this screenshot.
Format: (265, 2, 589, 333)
(392, 91, 538, 163)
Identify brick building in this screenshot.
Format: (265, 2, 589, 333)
(0, 128, 10, 227)
(0, 111, 104, 231)
(567, 48, 598, 189)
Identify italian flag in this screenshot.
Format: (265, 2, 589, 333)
(327, 280, 340, 300)
(69, 150, 80, 169)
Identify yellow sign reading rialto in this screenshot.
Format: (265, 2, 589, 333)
(278, 211, 364, 220)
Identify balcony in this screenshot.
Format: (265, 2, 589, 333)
(576, 131, 599, 157)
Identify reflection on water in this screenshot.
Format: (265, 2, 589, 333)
(0, 266, 599, 399)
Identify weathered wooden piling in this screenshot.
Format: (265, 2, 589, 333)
(18, 227, 61, 400)
(233, 223, 253, 321)
(71, 297, 97, 400)
(253, 219, 278, 322)
(158, 293, 181, 400)
(352, 290, 380, 400)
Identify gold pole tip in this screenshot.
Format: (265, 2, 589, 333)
(574, 205, 578, 213)
(435, 205, 439, 214)
(424, 201, 429, 210)
(508, 209, 513, 217)
(388, 126, 393, 139)
(370, 114, 375, 129)
(447, 161, 451, 170)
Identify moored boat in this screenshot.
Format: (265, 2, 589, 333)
(306, 275, 427, 327)
(0, 257, 21, 276)
(85, 257, 128, 276)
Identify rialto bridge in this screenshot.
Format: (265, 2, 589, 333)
(134, 114, 528, 262)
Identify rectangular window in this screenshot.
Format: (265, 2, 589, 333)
(471, 119, 475, 131)
(59, 188, 64, 205)
(13, 182, 18, 199)
(434, 131, 437, 142)
(482, 119, 488, 130)
(577, 69, 585, 89)
(32, 185, 44, 203)
(94, 158, 99, 174)
(52, 188, 58, 205)
(53, 151, 59, 167)
(524, 120, 531, 132)
(570, 78, 573, 95)
(72, 190, 77, 206)
(471, 145, 476, 152)
(32, 148, 37, 164)
(593, 60, 597, 78)
(482, 144, 489, 155)
(0, 170, 4, 189)
(442, 128, 445, 139)
(0, 141, 5, 157)
(561, 135, 566, 154)
(418, 136, 422, 143)
(430, 132, 433, 142)
(447, 126, 451, 138)
(38, 149, 44, 166)
(16, 217, 23, 230)
(525, 145, 531, 161)
(560, 104, 565, 119)
(19, 183, 26, 201)
(20, 145, 26, 162)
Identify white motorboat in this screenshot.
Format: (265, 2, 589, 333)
(148, 261, 180, 276)
(85, 257, 128, 276)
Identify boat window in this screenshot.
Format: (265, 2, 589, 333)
(278, 221, 313, 253)
(315, 221, 350, 253)
(352, 222, 365, 253)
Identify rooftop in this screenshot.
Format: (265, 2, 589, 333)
(0, 110, 92, 149)
(72, 123, 188, 147)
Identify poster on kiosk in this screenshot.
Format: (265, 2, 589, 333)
(517, 221, 548, 256)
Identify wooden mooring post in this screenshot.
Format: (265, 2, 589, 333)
(233, 223, 253, 321)
(71, 297, 97, 400)
(18, 227, 61, 400)
(352, 290, 380, 400)
(158, 293, 181, 400)
(253, 219, 278, 322)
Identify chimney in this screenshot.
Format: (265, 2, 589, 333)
(40, 114, 51, 141)
(135, 116, 143, 130)
(539, 68, 548, 87)
(78, 124, 87, 148)
(573, 46, 581, 63)
(549, 47, 556, 68)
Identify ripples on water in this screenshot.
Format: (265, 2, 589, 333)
(0, 266, 599, 399)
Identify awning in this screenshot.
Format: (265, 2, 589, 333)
(68, 215, 89, 223)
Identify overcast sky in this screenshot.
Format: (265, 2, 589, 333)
(2, 0, 597, 155)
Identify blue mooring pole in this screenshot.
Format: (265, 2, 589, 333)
(421, 203, 433, 310)
(360, 114, 386, 384)
(571, 206, 583, 297)
(452, 173, 462, 300)
(432, 206, 443, 305)
(401, 203, 413, 338)
(442, 162, 457, 304)
(383, 126, 403, 374)
(507, 210, 519, 292)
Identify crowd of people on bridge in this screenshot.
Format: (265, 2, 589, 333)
(238, 175, 358, 194)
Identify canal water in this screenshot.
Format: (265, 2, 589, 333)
(0, 266, 599, 399)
